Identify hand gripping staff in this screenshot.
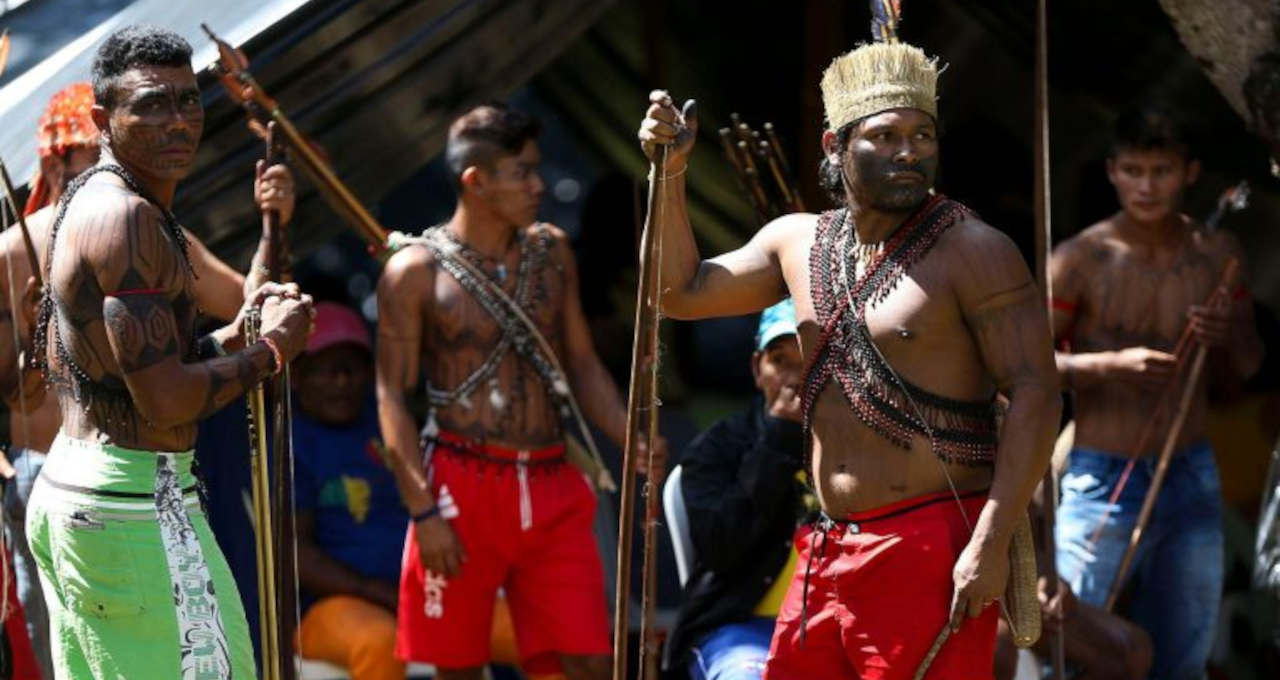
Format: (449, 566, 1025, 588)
(242, 122, 300, 680)
(613, 123, 683, 680)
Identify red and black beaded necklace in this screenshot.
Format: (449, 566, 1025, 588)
(801, 194, 999, 467)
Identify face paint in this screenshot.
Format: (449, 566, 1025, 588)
(841, 109, 939, 212)
(105, 65, 203, 182)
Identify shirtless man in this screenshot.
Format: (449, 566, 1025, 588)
(378, 104, 657, 680)
(638, 42, 1061, 678)
(1051, 106, 1263, 680)
(0, 79, 296, 678)
(21, 26, 313, 678)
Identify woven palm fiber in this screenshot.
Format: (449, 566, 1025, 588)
(1158, 0, 1276, 121)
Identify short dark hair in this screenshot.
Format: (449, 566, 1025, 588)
(92, 25, 193, 109)
(445, 103, 540, 191)
(1109, 106, 1198, 160)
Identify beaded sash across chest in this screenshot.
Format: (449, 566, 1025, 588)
(801, 195, 998, 466)
(413, 226, 569, 417)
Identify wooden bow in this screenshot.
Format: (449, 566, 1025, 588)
(1099, 259, 1238, 612)
(241, 121, 299, 680)
(612, 143, 669, 680)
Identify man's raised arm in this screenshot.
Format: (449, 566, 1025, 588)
(94, 198, 311, 429)
(638, 91, 790, 320)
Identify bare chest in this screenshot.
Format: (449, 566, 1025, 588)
(786, 240, 977, 387)
(426, 262, 565, 351)
(1073, 243, 1222, 351)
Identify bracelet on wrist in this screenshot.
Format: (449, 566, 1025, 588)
(259, 335, 284, 376)
(648, 164, 687, 182)
(411, 505, 441, 524)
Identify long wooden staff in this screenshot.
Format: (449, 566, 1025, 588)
(1102, 259, 1236, 612)
(612, 142, 669, 680)
(262, 122, 300, 680)
(245, 304, 282, 680)
(1032, 1, 1066, 676)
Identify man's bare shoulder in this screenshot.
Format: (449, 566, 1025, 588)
(940, 215, 1024, 270)
(757, 211, 818, 255)
(60, 184, 176, 268)
(938, 215, 1035, 305)
(16, 205, 53, 247)
(379, 242, 438, 301)
(527, 221, 574, 255)
(1051, 218, 1116, 270)
(528, 221, 567, 240)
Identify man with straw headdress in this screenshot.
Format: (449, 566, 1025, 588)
(637, 41, 1060, 678)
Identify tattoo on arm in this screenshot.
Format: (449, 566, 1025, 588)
(195, 334, 225, 360)
(965, 281, 1056, 391)
(103, 292, 179, 373)
(197, 350, 266, 418)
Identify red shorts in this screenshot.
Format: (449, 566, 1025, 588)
(764, 490, 998, 680)
(396, 431, 611, 672)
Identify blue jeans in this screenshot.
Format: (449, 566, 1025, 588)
(688, 618, 776, 680)
(4, 447, 52, 680)
(1056, 443, 1223, 680)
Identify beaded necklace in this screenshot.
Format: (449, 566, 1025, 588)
(801, 195, 999, 466)
(33, 164, 197, 427)
(415, 225, 566, 419)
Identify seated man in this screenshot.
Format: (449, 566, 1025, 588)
(663, 299, 811, 680)
(293, 302, 407, 680)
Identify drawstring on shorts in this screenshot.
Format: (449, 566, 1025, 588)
(799, 514, 837, 647)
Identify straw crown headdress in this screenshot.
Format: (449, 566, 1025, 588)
(820, 42, 939, 131)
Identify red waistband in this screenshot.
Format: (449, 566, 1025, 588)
(843, 488, 987, 523)
(434, 430, 565, 462)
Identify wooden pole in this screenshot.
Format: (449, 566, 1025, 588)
(613, 145, 668, 680)
(1032, 1, 1066, 676)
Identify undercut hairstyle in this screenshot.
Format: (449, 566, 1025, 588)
(445, 103, 540, 192)
(1109, 105, 1199, 161)
(92, 25, 193, 109)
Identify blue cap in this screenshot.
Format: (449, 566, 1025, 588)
(756, 298, 798, 351)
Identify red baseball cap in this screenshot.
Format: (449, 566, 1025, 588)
(305, 302, 372, 355)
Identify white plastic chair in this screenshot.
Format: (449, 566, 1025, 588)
(297, 658, 435, 679)
(662, 464, 695, 587)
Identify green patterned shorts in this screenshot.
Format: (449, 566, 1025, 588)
(26, 434, 256, 679)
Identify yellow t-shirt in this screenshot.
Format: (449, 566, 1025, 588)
(753, 545, 799, 617)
